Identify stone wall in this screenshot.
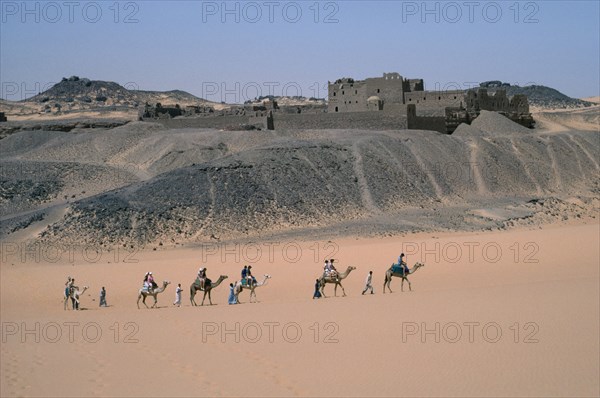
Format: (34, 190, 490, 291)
(328, 73, 408, 113)
(327, 73, 464, 115)
(158, 115, 254, 129)
(403, 89, 464, 114)
(364, 73, 405, 105)
(248, 111, 274, 130)
(406, 104, 447, 133)
(328, 79, 369, 113)
(274, 110, 407, 130)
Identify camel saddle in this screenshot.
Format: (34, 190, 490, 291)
(195, 277, 211, 290)
(241, 278, 256, 287)
(391, 264, 407, 276)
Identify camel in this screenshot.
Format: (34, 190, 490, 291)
(65, 286, 88, 310)
(137, 280, 170, 309)
(383, 262, 425, 293)
(234, 274, 271, 303)
(318, 266, 356, 297)
(190, 275, 228, 306)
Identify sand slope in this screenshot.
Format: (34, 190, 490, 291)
(1, 224, 598, 397)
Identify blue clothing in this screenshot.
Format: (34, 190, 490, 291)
(241, 268, 247, 279)
(228, 286, 237, 305)
(397, 255, 408, 272)
(313, 282, 322, 299)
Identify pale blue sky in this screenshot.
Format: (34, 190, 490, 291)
(1, 1, 599, 102)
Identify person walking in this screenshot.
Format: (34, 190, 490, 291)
(313, 279, 322, 299)
(173, 283, 182, 307)
(99, 287, 108, 307)
(362, 271, 374, 295)
(228, 283, 237, 305)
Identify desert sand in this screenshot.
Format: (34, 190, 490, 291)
(1, 95, 598, 397)
(1, 222, 598, 397)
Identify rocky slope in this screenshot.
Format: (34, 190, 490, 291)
(1, 112, 597, 246)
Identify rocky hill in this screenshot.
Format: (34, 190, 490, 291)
(1, 76, 222, 120)
(1, 112, 597, 246)
(480, 81, 593, 109)
(28, 76, 217, 106)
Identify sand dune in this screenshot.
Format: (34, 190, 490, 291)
(582, 96, 600, 104)
(532, 106, 599, 132)
(1, 224, 598, 397)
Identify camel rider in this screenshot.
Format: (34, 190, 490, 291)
(198, 268, 207, 290)
(147, 272, 157, 292)
(398, 253, 408, 275)
(329, 259, 339, 281)
(143, 272, 151, 292)
(323, 259, 339, 282)
(241, 265, 248, 281)
(330, 259, 337, 272)
(246, 265, 256, 287)
(148, 272, 157, 290)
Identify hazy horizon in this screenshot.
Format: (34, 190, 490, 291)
(1, 1, 599, 102)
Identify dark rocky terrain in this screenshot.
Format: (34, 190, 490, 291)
(0, 111, 597, 247)
(480, 81, 594, 108)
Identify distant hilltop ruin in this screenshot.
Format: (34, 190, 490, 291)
(139, 72, 535, 133)
(328, 72, 534, 132)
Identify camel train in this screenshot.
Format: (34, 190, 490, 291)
(63, 257, 425, 309)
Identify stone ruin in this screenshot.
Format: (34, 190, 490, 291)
(408, 88, 535, 133)
(328, 72, 534, 133)
(139, 99, 277, 130)
(137, 72, 534, 134)
(465, 88, 534, 128)
(138, 103, 204, 119)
